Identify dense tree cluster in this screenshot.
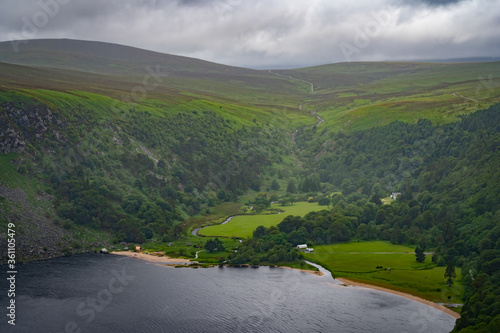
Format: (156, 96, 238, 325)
(205, 238, 225, 253)
(37, 108, 290, 243)
(229, 225, 304, 265)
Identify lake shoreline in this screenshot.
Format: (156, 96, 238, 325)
(336, 278, 461, 319)
(110, 251, 458, 320)
(111, 251, 324, 276)
(278, 265, 325, 276)
(111, 251, 196, 264)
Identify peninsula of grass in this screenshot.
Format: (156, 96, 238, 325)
(305, 241, 463, 304)
(140, 235, 240, 263)
(199, 201, 327, 238)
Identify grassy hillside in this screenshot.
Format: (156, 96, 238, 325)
(1, 39, 499, 331)
(277, 61, 500, 133)
(0, 39, 310, 112)
(0, 39, 258, 75)
(2, 40, 499, 133)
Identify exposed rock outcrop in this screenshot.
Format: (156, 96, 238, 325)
(0, 102, 65, 154)
(0, 186, 110, 264)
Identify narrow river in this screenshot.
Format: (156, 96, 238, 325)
(191, 215, 236, 236)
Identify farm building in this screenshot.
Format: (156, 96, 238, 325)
(297, 244, 314, 253)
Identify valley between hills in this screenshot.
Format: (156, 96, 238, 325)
(1, 39, 499, 332)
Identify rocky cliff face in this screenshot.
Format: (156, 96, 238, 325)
(0, 186, 110, 264)
(0, 103, 110, 264)
(0, 102, 65, 154)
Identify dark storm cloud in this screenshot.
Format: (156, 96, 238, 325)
(0, 0, 498, 68)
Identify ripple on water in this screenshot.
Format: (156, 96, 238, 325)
(0, 254, 457, 333)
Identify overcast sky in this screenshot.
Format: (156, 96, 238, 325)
(1, 0, 499, 68)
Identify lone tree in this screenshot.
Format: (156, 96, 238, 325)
(270, 179, 280, 191)
(444, 260, 457, 287)
(415, 246, 426, 263)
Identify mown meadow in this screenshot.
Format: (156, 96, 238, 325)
(306, 241, 464, 303)
(199, 202, 327, 238)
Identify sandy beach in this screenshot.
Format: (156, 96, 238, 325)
(112, 251, 323, 276)
(279, 265, 325, 276)
(111, 251, 197, 264)
(336, 278, 461, 319)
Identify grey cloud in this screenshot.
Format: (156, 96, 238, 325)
(401, 0, 467, 6)
(0, 0, 498, 68)
(176, 0, 211, 6)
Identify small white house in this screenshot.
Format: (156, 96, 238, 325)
(297, 244, 314, 253)
(390, 192, 401, 200)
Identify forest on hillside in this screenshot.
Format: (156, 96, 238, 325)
(1, 96, 292, 244)
(231, 105, 499, 332)
(1, 90, 499, 331)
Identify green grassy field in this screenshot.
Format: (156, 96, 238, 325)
(199, 202, 328, 238)
(381, 196, 394, 205)
(305, 241, 463, 303)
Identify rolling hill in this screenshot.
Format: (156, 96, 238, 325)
(2, 39, 499, 132)
(0, 39, 499, 332)
(276, 61, 500, 132)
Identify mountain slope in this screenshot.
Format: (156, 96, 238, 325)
(0, 39, 255, 75)
(2, 39, 499, 133)
(0, 40, 310, 263)
(0, 39, 311, 112)
(0, 38, 499, 332)
(275, 61, 500, 132)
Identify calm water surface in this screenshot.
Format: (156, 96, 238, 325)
(0, 254, 456, 332)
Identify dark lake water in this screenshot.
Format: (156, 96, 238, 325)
(1, 254, 456, 333)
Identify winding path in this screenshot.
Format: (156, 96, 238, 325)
(291, 111, 325, 144)
(267, 70, 323, 144)
(452, 92, 480, 103)
(312, 111, 325, 125)
(194, 250, 205, 259)
(268, 70, 315, 93)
